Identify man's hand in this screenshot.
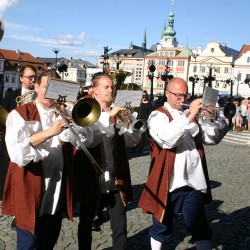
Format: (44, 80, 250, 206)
(187, 98, 203, 122)
(49, 119, 68, 136)
(109, 106, 126, 117)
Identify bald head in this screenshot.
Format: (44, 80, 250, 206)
(167, 77, 188, 92)
(166, 77, 188, 110)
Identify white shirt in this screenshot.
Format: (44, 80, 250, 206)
(148, 102, 228, 193)
(5, 101, 107, 215)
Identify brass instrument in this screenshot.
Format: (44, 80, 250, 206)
(109, 97, 148, 134)
(16, 90, 37, 106)
(105, 68, 147, 134)
(0, 90, 37, 127)
(181, 102, 236, 120)
(0, 105, 9, 127)
(53, 97, 103, 175)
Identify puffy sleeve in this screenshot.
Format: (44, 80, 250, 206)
(60, 111, 112, 148)
(5, 110, 50, 167)
(148, 110, 199, 149)
(200, 116, 228, 145)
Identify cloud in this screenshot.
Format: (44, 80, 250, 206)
(0, 0, 20, 17)
(8, 31, 101, 50)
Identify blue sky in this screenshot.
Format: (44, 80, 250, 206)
(0, 0, 250, 64)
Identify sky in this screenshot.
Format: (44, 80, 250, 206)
(0, 0, 250, 64)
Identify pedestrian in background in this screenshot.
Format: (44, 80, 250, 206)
(139, 77, 228, 250)
(135, 91, 153, 153)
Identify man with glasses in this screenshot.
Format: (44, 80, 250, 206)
(0, 64, 37, 230)
(139, 77, 228, 250)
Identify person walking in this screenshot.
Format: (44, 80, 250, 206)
(1, 69, 105, 249)
(77, 72, 141, 250)
(138, 77, 228, 250)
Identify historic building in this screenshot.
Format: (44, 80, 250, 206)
(0, 49, 46, 103)
(98, 2, 250, 98)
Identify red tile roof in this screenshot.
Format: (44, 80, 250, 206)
(237, 45, 250, 59)
(0, 48, 47, 73)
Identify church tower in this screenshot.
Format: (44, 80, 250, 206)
(159, 0, 178, 49)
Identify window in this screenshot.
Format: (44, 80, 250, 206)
(193, 65, 197, 73)
(135, 67, 142, 81)
(159, 60, 166, 66)
(237, 73, 241, 81)
(247, 57, 250, 63)
(178, 61, 184, 67)
(156, 82, 164, 88)
(215, 67, 220, 73)
(200, 66, 206, 73)
(224, 67, 229, 74)
(11, 74, 16, 83)
(5, 74, 9, 82)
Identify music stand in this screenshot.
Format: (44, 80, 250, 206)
(45, 78, 80, 103)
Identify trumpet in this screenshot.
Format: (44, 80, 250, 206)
(108, 95, 148, 134)
(180, 102, 236, 120)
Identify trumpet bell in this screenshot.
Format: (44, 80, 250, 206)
(224, 103, 236, 119)
(0, 105, 9, 127)
(72, 98, 101, 127)
(132, 119, 148, 134)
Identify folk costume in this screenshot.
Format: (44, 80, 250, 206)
(139, 102, 228, 249)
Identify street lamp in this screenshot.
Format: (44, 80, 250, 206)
(189, 75, 199, 99)
(230, 62, 235, 99)
(101, 46, 112, 72)
(52, 48, 60, 69)
(148, 61, 157, 101)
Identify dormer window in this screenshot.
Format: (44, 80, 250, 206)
(211, 48, 214, 53)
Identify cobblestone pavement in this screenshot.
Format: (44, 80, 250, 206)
(1, 140, 250, 250)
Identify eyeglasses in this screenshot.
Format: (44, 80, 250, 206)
(22, 75, 37, 81)
(167, 90, 188, 99)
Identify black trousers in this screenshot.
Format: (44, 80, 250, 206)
(99, 191, 127, 250)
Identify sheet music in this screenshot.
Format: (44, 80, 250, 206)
(45, 78, 80, 103)
(202, 87, 218, 108)
(114, 90, 143, 107)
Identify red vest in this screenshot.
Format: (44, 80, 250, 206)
(138, 106, 212, 222)
(1, 102, 73, 234)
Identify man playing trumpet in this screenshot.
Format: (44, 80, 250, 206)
(76, 72, 141, 250)
(139, 77, 228, 250)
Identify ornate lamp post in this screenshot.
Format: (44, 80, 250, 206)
(101, 46, 112, 72)
(52, 48, 60, 69)
(148, 61, 157, 102)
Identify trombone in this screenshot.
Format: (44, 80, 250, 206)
(53, 97, 103, 176)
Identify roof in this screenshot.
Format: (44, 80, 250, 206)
(110, 47, 154, 59)
(0, 48, 47, 72)
(237, 45, 250, 59)
(219, 44, 239, 61)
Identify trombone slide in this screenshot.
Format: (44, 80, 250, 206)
(53, 102, 103, 176)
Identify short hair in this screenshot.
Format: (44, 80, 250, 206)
(92, 72, 113, 87)
(37, 69, 61, 85)
(19, 64, 37, 76)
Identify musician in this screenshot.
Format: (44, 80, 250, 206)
(1, 69, 106, 249)
(138, 77, 228, 250)
(0, 64, 37, 232)
(77, 72, 141, 250)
